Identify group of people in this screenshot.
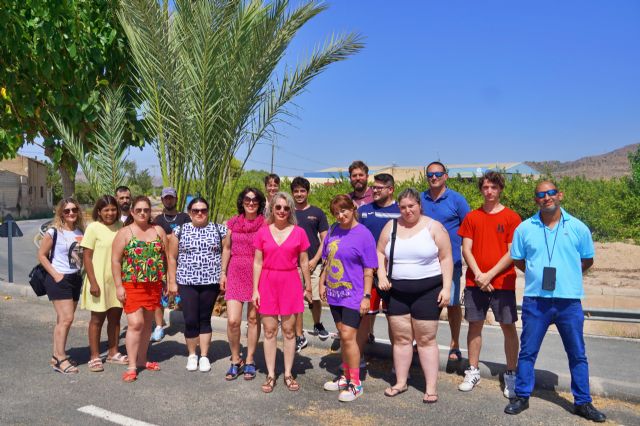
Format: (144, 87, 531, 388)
(35, 161, 606, 422)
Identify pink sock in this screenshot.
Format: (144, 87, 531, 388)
(349, 368, 361, 385)
(342, 363, 350, 380)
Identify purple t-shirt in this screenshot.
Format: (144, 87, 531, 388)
(322, 223, 378, 310)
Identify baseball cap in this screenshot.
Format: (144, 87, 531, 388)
(161, 187, 177, 198)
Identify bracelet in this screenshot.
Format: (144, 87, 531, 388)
(363, 293, 371, 299)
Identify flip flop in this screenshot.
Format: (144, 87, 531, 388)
(106, 352, 129, 365)
(384, 385, 409, 397)
(448, 348, 462, 361)
(423, 393, 438, 404)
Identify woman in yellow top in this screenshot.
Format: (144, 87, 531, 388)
(80, 195, 126, 372)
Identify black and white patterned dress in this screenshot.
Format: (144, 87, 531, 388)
(175, 222, 227, 285)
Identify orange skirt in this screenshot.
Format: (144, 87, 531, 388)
(122, 281, 162, 314)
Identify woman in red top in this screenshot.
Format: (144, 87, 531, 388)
(112, 196, 168, 382)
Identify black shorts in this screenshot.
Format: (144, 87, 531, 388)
(387, 275, 443, 321)
(464, 287, 518, 324)
(44, 273, 82, 301)
(329, 305, 362, 329)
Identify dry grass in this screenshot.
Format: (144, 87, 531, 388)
(293, 402, 376, 426)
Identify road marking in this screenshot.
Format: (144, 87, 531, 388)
(77, 405, 157, 426)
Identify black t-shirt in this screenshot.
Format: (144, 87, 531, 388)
(153, 212, 192, 235)
(295, 205, 329, 258)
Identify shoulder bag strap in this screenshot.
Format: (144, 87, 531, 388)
(387, 219, 398, 280)
(49, 228, 58, 262)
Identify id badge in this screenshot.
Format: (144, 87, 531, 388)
(542, 266, 556, 291)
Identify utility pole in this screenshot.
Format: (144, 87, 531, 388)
(270, 138, 276, 173)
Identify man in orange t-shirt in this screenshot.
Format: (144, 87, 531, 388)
(457, 171, 521, 398)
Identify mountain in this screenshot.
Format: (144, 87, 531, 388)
(526, 143, 639, 179)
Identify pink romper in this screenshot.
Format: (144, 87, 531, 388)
(253, 225, 310, 315)
(225, 214, 265, 302)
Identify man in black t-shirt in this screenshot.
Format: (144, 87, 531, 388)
(291, 177, 329, 351)
(150, 187, 191, 342)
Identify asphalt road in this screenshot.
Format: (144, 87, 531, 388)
(0, 218, 48, 283)
(1, 296, 638, 425)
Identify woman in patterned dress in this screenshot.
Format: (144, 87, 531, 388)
(220, 187, 266, 380)
(111, 196, 168, 382)
(167, 197, 227, 373)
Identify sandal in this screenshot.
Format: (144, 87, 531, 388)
(51, 355, 79, 374)
(106, 352, 129, 365)
(261, 376, 276, 393)
(122, 367, 137, 382)
(384, 385, 408, 397)
(88, 358, 104, 372)
(448, 348, 462, 362)
(243, 363, 257, 380)
(138, 361, 161, 371)
(423, 393, 439, 404)
(225, 360, 245, 381)
(284, 375, 300, 392)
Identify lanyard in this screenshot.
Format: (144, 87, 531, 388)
(542, 213, 563, 266)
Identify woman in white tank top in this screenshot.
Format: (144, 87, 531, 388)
(376, 188, 453, 403)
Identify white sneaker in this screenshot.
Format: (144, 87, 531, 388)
(199, 356, 211, 372)
(323, 375, 348, 391)
(458, 366, 481, 391)
(503, 371, 516, 398)
(186, 354, 198, 371)
(338, 383, 363, 402)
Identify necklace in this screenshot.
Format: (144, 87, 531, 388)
(162, 213, 177, 223)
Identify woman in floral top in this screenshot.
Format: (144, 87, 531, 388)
(112, 195, 168, 382)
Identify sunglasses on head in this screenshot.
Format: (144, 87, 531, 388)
(535, 189, 559, 199)
(426, 171, 445, 178)
(191, 208, 208, 215)
(274, 204, 290, 212)
(243, 196, 258, 204)
(63, 207, 79, 215)
(133, 207, 151, 214)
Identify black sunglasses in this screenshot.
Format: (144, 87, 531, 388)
(535, 189, 559, 199)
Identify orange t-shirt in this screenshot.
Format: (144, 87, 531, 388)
(458, 207, 521, 290)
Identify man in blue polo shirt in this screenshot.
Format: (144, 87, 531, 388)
(357, 173, 401, 350)
(504, 181, 606, 423)
(421, 161, 470, 362)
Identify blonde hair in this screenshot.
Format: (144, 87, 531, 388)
(51, 197, 85, 232)
(267, 192, 297, 226)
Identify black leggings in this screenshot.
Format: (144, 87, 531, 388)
(178, 284, 220, 338)
(387, 275, 443, 320)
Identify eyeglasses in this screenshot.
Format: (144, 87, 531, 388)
(243, 196, 258, 204)
(133, 208, 151, 214)
(191, 208, 208, 215)
(63, 207, 79, 215)
(371, 185, 391, 192)
(274, 205, 291, 212)
(535, 189, 559, 199)
(426, 171, 445, 179)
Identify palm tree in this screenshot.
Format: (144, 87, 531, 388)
(118, 0, 363, 218)
(51, 87, 129, 199)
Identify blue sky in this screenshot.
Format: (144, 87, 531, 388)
(19, 0, 640, 176)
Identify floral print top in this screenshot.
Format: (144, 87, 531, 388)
(121, 235, 166, 283)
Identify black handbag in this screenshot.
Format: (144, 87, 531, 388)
(28, 228, 57, 296)
(375, 219, 397, 303)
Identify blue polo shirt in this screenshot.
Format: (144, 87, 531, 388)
(511, 208, 594, 299)
(421, 188, 470, 265)
(358, 202, 401, 242)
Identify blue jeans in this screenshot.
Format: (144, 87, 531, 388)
(515, 297, 591, 404)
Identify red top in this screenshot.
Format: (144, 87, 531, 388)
(458, 207, 521, 290)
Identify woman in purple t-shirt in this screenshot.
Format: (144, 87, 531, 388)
(319, 194, 378, 402)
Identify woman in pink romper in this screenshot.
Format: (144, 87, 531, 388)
(221, 187, 266, 380)
(252, 192, 311, 393)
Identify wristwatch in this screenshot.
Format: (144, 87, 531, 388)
(363, 294, 371, 299)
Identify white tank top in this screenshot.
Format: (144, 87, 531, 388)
(384, 221, 441, 280)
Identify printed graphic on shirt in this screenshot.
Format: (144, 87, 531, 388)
(68, 240, 83, 270)
(325, 239, 354, 299)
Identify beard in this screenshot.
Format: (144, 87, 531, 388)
(351, 181, 366, 191)
(120, 203, 131, 212)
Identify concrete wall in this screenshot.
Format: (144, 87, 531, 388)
(0, 156, 53, 218)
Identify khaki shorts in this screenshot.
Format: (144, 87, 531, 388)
(298, 265, 321, 301)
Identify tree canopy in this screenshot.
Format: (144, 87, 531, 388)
(0, 0, 143, 195)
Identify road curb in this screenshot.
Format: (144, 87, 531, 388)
(2, 279, 638, 403)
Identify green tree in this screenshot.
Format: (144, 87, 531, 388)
(629, 145, 640, 194)
(118, 0, 363, 219)
(0, 0, 143, 196)
(52, 87, 130, 199)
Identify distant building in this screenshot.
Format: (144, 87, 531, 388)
(299, 162, 539, 185)
(0, 155, 53, 218)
